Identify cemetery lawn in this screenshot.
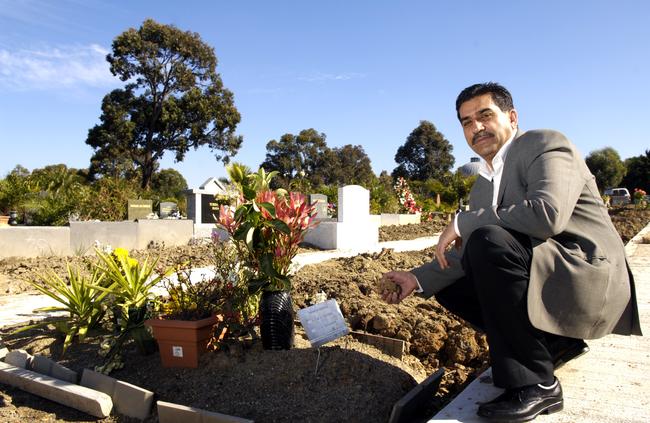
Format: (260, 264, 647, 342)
(0, 205, 648, 422)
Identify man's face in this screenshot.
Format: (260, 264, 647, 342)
(458, 93, 518, 165)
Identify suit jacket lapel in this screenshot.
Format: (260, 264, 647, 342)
(496, 129, 523, 206)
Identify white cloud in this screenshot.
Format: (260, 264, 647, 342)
(298, 72, 366, 82)
(0, 44, 119, 91)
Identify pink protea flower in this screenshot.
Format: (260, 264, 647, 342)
(218, 205, 237, 235)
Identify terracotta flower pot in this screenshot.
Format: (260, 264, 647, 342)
(0, 216, 9, 227)
(145, 315, 222, 368)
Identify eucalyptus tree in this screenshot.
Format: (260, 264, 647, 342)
(86, 19, 243, 189)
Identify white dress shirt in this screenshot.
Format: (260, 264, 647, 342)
(453, 130, 517, 236)
(412, 130, 517, 294)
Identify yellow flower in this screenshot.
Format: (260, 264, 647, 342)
(113, 248, 129, 260)
(128, 258, 139, 268)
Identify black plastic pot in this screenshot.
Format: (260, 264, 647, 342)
(259, 290, 295, 350)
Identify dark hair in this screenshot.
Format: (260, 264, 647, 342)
(455, 82, 514, 120)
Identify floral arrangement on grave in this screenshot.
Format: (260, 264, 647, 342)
(394, 176, 422, 214)
(217, 166, 318, 293)
(159, 267, 220, 320)
(633, 188, 647, 208)
(144, 264, 224, 368)
(217, 165, 318, 349)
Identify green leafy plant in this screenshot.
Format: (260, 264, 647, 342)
(207, 240, 260, 350)
(92, 247, 170, 371)
(217, 168, 317, 293)
(93, 247, 166, 313)
(15, 265, 109, 356)
(633, 188, 647, 208)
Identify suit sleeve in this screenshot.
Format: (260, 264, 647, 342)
(456, 131, 588, 240)
(410, 248, 465, 298)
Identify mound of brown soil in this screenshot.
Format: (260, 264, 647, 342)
(1, 206, 648, 422)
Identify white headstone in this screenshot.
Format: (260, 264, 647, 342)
(338, 185, 369, 223)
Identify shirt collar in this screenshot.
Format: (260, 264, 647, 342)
(478, 130, 517, 180)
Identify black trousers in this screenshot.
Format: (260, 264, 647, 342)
(435, 225, 557, 389)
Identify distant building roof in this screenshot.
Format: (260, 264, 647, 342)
(199, 177, 228, 192)
(459, 157, 481, 176)
(184, 177, 231, 195)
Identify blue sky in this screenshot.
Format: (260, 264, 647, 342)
(1, 0, 648, 188)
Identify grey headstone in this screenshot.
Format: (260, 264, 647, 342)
(308, 194, 328, 219)
(159, 202, 178, 219)
(128, 199, 153, 221)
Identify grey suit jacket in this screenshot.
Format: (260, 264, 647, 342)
(412, 129, 642, 339)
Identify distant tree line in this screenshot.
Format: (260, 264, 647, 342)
(0, 165, 187, 225)
(3, 19, 648, 225)
(585, 147, 650, 194)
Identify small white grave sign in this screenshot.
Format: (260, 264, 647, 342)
(297, 299, 349, 348)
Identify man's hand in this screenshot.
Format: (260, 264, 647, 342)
(435, 221, 462, 270)
(380, 271, 418, 304)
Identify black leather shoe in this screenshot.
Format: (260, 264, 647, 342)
(550, 338, 589, 369)
(477, 378, 563, 422)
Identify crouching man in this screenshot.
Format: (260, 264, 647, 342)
(382, 82, 641, 422)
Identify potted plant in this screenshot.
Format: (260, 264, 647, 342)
(145, 266, 223, 368)
(218, 166, 317, 350)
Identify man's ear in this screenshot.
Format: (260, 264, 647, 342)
(509, 109, 518, 129)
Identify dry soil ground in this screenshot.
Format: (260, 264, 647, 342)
(0, 206, 648, 422)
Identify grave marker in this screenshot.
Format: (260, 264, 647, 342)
(127, 199, 153, 221)
(308, 194, 328, 219)
(159, 202, 178, 219)
(338, 185, 369, 223)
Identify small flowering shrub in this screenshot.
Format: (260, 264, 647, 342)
(632, 188, 647, 204)
(394, 177, 421, 214)
(327, 202, 337, 218)
(219, 189, 318, 292)
(218, 167, 318, 291)
(633, 188, 647, 208)
(207, 240, 261, 349)
(161, 268, 220, 321)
